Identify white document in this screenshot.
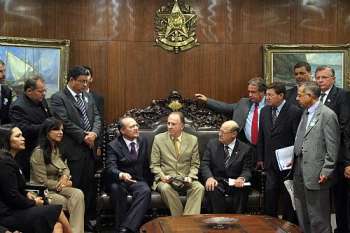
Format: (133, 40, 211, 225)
(284, 179, 296, 210)
(275, 146, 294, 171)
(228, 178, 251, 186)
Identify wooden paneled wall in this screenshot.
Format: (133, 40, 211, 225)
(1, 0, 350, 122)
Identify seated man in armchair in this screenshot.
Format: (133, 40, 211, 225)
(150, 112, 205, 216)
(200, 120, 253, 213)
(105, 117, 152, 233)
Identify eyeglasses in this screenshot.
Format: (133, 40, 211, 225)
(76, 79, 88, 84)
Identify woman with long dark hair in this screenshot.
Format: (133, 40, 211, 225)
(0, 124, 72, 233)
(30, 117, 84, 233)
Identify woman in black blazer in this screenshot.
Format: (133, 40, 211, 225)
(0, 124, 72, 233)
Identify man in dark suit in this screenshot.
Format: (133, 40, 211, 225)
(83, 65, 104, 158)
(195, 77, 266, 165)
(9, 75, 51, 180)
(294, 81, 340, 233)
(257, 82, 302, 223)
(286, 62, 312, 106)
(0, 60, 12, 125)
(315, 65, 350, 233)
(106, 117, 151, 233)
(50, 65, 101, 231)
(201, 120, 253, 213)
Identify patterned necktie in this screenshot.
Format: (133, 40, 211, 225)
(173, 138, 180, 158)
(294, 110, 309, 156)
(224, 145, 230, 168)
(130, 142, 138, 160)
(75, 94, 91, 131)
(271, 107, 277, 126)
(320, 93, 326, 103)
(251, 103, 259, 145)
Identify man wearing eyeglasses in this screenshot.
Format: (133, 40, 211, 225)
(10, 74, 51, 180)
(200, 120, 253, 213)
(257, 82, 302, 223)
(315, 65, 350, 233)
(51, 65, 101, 232)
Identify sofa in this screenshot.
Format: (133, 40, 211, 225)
(95, 91, 265, 232)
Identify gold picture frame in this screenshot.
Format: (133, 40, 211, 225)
(0, 36, 70, 98)
(263, 44, 350, 89)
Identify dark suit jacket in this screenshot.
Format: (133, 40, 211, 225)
(206, 98, 254, 143)
(89, 91, 104, 148)
(286, 86, 300, 107)
(105, 136, 151, 187)
(257, 102, 302, 171)
(10, 94, 51, 152)
(200, 139, 253, 182)
(207, 98, 252, 131)
(0, 153, 35, 218)
(90, 91, 104, 121)
(9, 94, 51, 179)
(50, 87, 101, 161)
(323, 85, 350, 166)
(0, 84, 12, 124)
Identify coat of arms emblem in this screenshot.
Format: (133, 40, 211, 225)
(155, 0, 199, 53)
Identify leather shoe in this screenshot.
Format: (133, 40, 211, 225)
(84, 221, 95, 232)
(119, 227, 134, 233)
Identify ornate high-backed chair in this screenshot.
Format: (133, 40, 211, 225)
(95, 91, 264, 231)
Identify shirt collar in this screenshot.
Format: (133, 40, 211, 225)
(275, 100, 286, 113)
(171, 133, 183, 142)
(257, 96, 266, 108)
(123, 137, 137, 147)
(67, 85, 80, 98)
(322, 85, 333, 95)
(308, 100, 320, 114)
(225, 138, 236, 151)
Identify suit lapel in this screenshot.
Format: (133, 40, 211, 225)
(304, 105, 322, 137)
(118, 137, 133, 161)
(165, 133, 178, 159)
(324, 86, 337, 108)
(64, 87, 81, 111)
(271, 103, 288, 132)
(225, 140, 240, 168)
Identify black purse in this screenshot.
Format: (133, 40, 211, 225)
(25, 182, 49, 205)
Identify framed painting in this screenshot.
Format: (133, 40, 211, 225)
(0, 36, 70, 98)
(263, 44, 350, 89)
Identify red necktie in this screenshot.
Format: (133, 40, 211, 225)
(251, 103, 259, 145)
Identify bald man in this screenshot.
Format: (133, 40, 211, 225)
(200, 120, 253, 213)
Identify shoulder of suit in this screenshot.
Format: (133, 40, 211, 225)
(183, 131, 198, 140)
(238, 98, 250, 104)
(320, 104, 338, 116)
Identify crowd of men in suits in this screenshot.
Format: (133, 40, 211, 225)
(1, 60, 350, 233)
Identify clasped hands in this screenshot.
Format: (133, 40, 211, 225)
(26, 192, 44, 205)
(205, 177, 245, 191)
(56, 175, 72, 192)
(84, 131, 97, 148)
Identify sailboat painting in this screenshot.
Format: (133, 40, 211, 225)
(0, 36, 70, 98)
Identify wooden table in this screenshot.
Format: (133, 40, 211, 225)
(140, 214, 301, 233)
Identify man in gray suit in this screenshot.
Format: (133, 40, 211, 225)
(293, 81, 340, 233)
(195, 77, 266, 166)
(51, 66, 101, 231)
(150, 112, 204, 216)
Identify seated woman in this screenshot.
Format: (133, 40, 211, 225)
(0, 124, 72, 233)
(30, 117, 85, 233)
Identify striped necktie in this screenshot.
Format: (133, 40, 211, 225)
(75, 94, 91, 131)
